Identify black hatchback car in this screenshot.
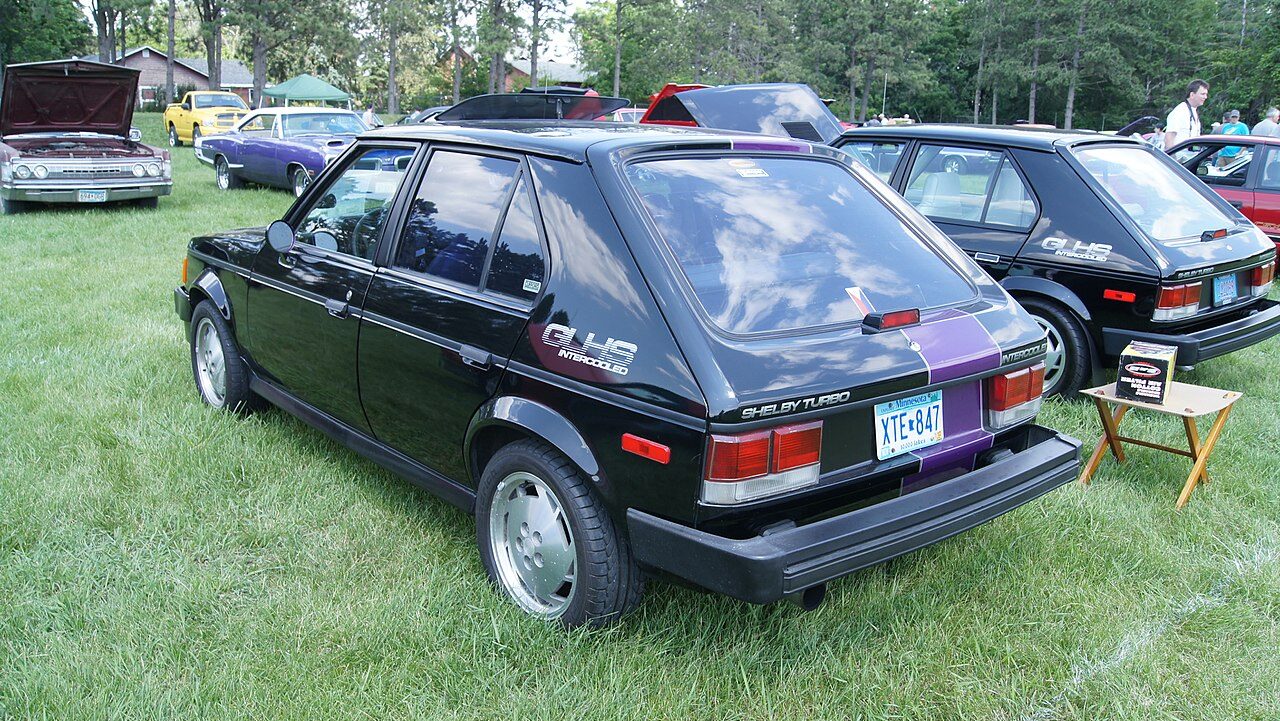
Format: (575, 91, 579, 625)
(175, 120, 1079, 626)
(835, 125, 1280, 395)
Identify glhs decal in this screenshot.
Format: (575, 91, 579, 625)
(1041, 237, 1112, 262)
(541, 323, 637, 376)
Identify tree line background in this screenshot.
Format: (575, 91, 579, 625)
(0, 0, 1277, 129)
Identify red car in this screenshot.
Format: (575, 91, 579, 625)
(1169, 134, 1280, 251)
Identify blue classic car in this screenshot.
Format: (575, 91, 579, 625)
(194, 107, 369, 196)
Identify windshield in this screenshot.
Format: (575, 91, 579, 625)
(195, 93, 248, 109)
(625, 156, 977, 335)
(281, 113, 367, 137)
(1074, 145, 1236, 241)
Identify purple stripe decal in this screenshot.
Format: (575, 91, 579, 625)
(902, 380, 994, 493)
(902, 312, 1001, 384)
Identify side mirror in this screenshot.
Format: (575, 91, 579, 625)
(266, 220, 296, 253)
(181, 102, 191, 111)
(316, 193, 337, 209)
(128, 128, 142, 142)
(1196, 165, 1209, 175)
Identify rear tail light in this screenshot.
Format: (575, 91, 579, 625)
(1153, 282, 1202, 321)
(703, 422, 822, 504)
(1252, 260, 1275, 297)
(862, 308, 921, 333)
(987, 363, 1044, 429)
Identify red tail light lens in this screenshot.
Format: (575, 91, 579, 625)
(1252, 261, 1276, 295)
(1154, 282, 1202, 320)
(771, 421, 822, 472)
(705, 430, 770, 481)
(702, 421, 823, 504)
(987, 363, 1045, 428)
(863, 308, 921, 333)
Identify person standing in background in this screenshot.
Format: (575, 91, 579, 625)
(1253, 107, 1280, 136)
(1218, 109, 1249, 166)
(1164, 79, 1208, 150)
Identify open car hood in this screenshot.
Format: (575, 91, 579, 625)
(2, 60, 139, 137)
(435, 92, 629, 122)
(643, 83, 845, 144)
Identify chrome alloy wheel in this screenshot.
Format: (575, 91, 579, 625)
(487, 471, 577, 618)
(292, 168, 310, 197)
(1032, 314, 1066, 393)
(216, 158, 230, 190)
(194, 316, 228, 406)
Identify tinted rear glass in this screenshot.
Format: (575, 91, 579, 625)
(626, 156, 977, 335)
(1074, 145, 1236, 241)
(676, 85, 845, 143)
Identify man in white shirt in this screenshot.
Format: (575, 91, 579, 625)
(1164, 79, 1208, 150)
(1252, 107, 1280, 137)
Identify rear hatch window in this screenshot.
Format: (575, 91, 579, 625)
(625, 155, 978, 335)
(1073, 145, 1237, 241)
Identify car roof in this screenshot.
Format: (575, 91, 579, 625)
(362, 120, 811, 163)
(840, 123, 1138, 151)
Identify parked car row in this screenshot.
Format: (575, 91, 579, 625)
(7, 63, 1276, 629)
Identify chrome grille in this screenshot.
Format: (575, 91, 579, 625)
(54, 165, 134, 177)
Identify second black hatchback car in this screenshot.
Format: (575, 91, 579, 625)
(175, 121, 1079, 627)
(835, 125, 1280, 396)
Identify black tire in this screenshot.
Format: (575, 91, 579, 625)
(0, 196, 27, 215)
(189, 301, 257, 413)
(476, 439, 643, 628)
(169, 124, 182, 147)
(1019, 297, 1091, 398)
(191, 124, 202, 142)
(135, 196, 159, 209)
(290, 165, 310, 198)
(215, 156, 243, 190)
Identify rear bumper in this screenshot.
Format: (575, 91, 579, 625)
(1, 181, 171, 203)
(627, 424, 1080, 605)
(1101, 298, 1280, 364)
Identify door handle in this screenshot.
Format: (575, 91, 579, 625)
(974, 252, 1001, 264)
(325, 298, 349, 319)
(1228, 200, 1244, 209)
(460, 344, 492, 370)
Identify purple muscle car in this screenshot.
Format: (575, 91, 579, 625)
(194, 107, 368, 196)
(1, 59, 172, 214)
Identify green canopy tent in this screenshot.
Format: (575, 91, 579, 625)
(261, 74, 352, 108)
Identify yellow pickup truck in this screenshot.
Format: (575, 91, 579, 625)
(163, 91, 250, 146)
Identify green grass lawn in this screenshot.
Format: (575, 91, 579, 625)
(2, 113, 1279, 720)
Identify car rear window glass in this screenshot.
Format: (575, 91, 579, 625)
(1074, 145, 1236, 241)
(676, 85, 844, 143)
(625, 156, 977, 335)
(395, 151, 519, 287)
(485, 176, 545, 302)
(281, 113, 366, 137)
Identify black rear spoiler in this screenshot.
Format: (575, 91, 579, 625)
(435, 92, 630, 122)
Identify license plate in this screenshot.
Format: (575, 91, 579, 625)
(77, 189, 107, 203)
(874, 390, 944, 460)
(1213, 274, 1237, 306)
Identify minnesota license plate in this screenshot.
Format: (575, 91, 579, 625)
(1212, 274, 1237, 306)
(874, 390, 944, 460)
(77, 189, 107, 203)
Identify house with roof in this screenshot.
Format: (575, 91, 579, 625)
(440, 46, 589, 91)
(75, 46, 259, 105)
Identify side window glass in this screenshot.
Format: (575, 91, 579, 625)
(1259, 148, 1280, 191)
(241, 114, 275, 135)
(294, 146, 416, 261)
(982, 157, 1036, 228)
(905, 145, 1005, 226)
(1191, 145, 1252, 187)
(839, 141, 905, 182)
(485, 176, 545, 301)
(395, 151, 519, 287)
